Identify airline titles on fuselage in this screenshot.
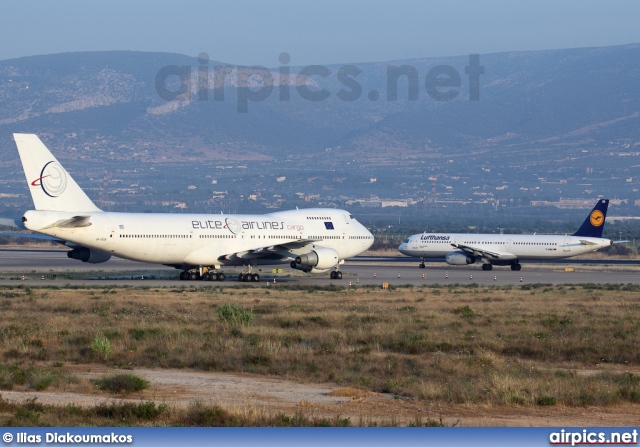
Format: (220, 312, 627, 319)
(191, 219, 305, 234)
(420, 235, 451, 241)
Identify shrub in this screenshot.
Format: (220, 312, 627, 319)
(94, 401, 166, 420)
(217, 304, 254, 327)
(10, 364, 33, 385)
(91, 334, 112, 360)
(95, 374, 148, 394)
(453, 305, 478, 319)
(30, 370, 56, 391)
(536, 396, 556, 406)
(183, 402, 242, 426)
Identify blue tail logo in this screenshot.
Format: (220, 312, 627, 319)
(574, 199, 609, 238)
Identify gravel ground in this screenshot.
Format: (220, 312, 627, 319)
(2, 365, 640, 426)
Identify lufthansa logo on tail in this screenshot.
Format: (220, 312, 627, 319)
(31, 161, 67, 197)
(590, 210, 604, 227)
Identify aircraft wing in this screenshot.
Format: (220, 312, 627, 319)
(218, 239, 320, 262)
(451, 243, 518, 261)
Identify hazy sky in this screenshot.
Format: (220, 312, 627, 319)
(2, 0, 640, 66)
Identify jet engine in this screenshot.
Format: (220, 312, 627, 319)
(290, 261, 312, 273)
(294, 246, 339, 270)
(67, 247, 112, 264)
(445, 251, 475, 265)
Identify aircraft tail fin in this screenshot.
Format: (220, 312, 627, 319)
(13, 134, 101, 213)
(572, 199, 609, 238)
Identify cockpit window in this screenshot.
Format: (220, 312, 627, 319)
(403, 239, 410, 244)
(349, 214, 354, 219)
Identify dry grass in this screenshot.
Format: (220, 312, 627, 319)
(1, 283, 640, 421)
(0, 397, 352, 427)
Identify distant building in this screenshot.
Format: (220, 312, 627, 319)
(349, 198, 412, 208)
(531, 198, 601, 209)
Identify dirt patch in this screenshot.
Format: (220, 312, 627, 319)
(1, 364, 640, 426)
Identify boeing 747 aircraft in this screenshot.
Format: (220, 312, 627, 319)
(2, 134, 374, 281)
(398, 200, 612, 271)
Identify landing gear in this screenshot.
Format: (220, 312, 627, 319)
(238, 273, 260, 282)
(203, 271, 226, 281)
(419, 257, 426, 269)
(238, 263, 260, 282)
(330, 271, 343, 280)
(179, 270, 202, 281)
(180, 268, 226, 281)
(510, 263, 522, 271)
(481, 263, 493, 271)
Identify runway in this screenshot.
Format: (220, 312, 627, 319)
(0, 250, 638, 287)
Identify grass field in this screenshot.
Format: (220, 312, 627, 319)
(1, 282, 639, 425)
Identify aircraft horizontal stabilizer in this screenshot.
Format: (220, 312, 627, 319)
(41, 216, 92, 230)
(0, 231, 64, 243)
(0, 217, 27, 230)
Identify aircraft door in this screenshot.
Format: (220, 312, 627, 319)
(104, 223, 120, 254)
(563, 237, 571, 252)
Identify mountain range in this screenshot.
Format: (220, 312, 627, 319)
(1, 44, 639, 164)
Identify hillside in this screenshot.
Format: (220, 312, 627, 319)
(1, 45, 639, 161)
(0, 46, 639, 224)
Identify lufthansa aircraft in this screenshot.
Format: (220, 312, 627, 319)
(2, 134, 374, 281)
(398, 200, 612, 271)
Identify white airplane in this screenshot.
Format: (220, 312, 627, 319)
(398, 199, 613, 271)
(1, 134, 374, 281)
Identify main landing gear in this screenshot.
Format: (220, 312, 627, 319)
(204, 271, 225, 281)
(481, 263, 493, 271)
(180, 269, 226, 281)
(330, 270, 343, 280)
(238, 272, 260, 282)
(238, 264, 260, 282)
(510, 262, 522, 271)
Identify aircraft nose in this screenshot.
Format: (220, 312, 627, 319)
(366, 229, 374, 249)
